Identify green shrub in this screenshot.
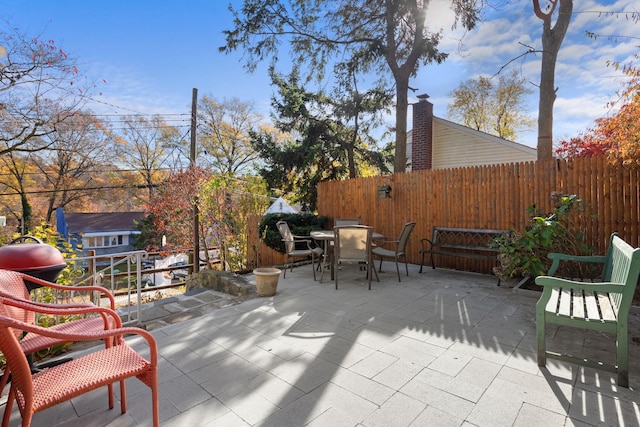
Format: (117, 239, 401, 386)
(492, 194, 594, 280)
(259, 213, 329, 253)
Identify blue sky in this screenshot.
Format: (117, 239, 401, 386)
(1, 0, 637, 148)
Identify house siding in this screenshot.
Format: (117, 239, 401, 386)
(431, 118, 537, 169)
(56, 208, 144, 258)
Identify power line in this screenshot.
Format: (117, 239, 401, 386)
(0, 184, 157, 196)
(77, 113, 189, 118)
(0, 173, 270, 198)
(24, 76, 193, 119)
(572, 10, 640, 16)
(0, 167, 179, 177)
(0, 116, 191, 125)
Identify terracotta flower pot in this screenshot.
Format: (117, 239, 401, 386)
(253, 267, 281, 296)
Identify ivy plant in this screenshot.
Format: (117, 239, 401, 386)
(259, 213, 329, 253)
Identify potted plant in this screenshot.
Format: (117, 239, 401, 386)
(253, 267, 282, 296)
(492, 193, 594, 290)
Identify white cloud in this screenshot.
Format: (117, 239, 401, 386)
(15, 0, 636, 151)
(414, 0, 638, 147)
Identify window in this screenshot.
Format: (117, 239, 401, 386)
(84, 234, 128, 248)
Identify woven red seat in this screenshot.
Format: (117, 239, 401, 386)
(0, 304, 159, 426)
(0, 270, 120, 396)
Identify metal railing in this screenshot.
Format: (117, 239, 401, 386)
(34, 250, 192, 326)
(28, 246, 221, 327)
(65, 250, 150, 326)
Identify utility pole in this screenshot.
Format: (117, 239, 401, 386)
(191, 88, 200, 273)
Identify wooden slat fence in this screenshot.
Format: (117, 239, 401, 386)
(248, 157, 640, 275)
(246, 217, 287, 268)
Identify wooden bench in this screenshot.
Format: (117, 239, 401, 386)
(535, 233, 640, 387)
(419, 227, 510, 283)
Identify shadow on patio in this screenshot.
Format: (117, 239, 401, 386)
(10, 264, 640, 426)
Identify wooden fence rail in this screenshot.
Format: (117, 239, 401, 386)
(248, 157, 640, 276)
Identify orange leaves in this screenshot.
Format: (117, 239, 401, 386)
(147, 167, 211, 248)
(557, 55, 640, 167)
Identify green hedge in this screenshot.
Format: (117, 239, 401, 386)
(259, 213, 329, 253)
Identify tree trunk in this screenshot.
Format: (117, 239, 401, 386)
(537, 47, 557, 161)
(347, 103, 360, 178)
(20, 192, 32, 235)
(394, 77, 409, 173)
(535, 0, 573, 161)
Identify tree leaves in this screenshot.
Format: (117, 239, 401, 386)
(556, 54, 640, 167)
(250, 68, 391, 210)
(221, 0, 483, 172)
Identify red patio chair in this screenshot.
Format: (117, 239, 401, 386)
(0, 270, 121, 396)
(0, 299, 159, 426)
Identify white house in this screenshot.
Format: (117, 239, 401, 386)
(56, 207, 144, 257)
(409, 94, 536, 171)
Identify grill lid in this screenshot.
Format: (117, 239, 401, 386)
(0, 238, 65, 271)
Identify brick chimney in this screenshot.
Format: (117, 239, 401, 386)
(411, 94, 433, 170)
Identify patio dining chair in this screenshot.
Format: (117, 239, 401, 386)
(276, 221, 323, 280)
(334, 225, 379, 290)
(0, 297, 159, 427)
(334, 218, 361, 227)
(372, 221, 416, 282)
(0, 269, 121, 397)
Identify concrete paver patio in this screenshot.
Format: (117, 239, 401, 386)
(5, 263, 640, 426)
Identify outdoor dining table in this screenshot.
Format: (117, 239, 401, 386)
(310, 229, 383, 281)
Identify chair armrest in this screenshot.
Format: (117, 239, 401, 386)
(0, 289, 93, 310)
(377, 238, 399, 248)
(535, 275, 625, 293)
(281, 236, 312, 243)
(0, 293, 93, 311)
(292, 236, 313, 243)
(291, 235, 322, 251)
(379, 237, 398, 243)
(420, 238, 434, 250)
(23, 273, 116, 309)
(0, 315, 157, 365)
(546, 253, 608, 276)
(0, 295, 122, 328)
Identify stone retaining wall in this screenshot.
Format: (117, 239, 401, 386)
(185, 270, 256, 297)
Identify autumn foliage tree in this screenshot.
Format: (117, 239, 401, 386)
(0, 151, 39, 233)
(447, 70, 533, 141)
(112, 114, 182, 203)
(0, 24, 99, 231)
(197, 96, 263, 175)
(555, 135, 610, 159)
(556, 55, 640, 166)
(146, 168, 269, 271)
(0, 24, 91, 156)
(34, 111, 113, 222)
(199, 175, 269, 271)
(146, 167, 209, 252)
